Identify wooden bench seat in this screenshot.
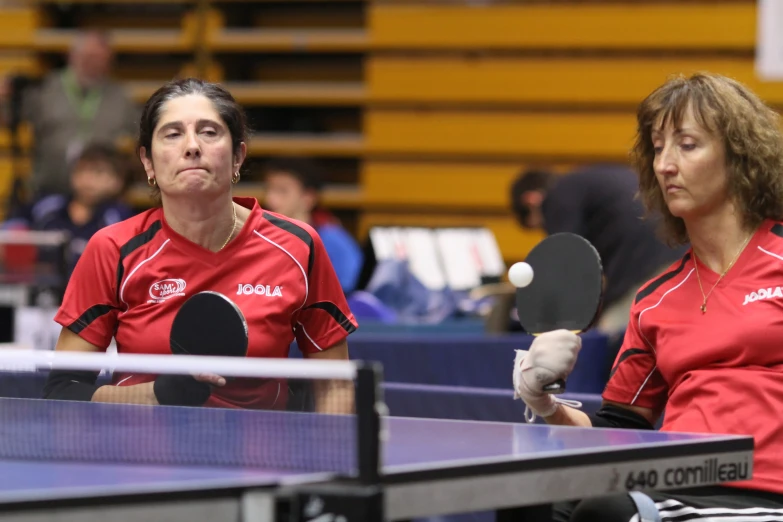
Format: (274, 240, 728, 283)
(365, 110, 637, 160)
(367, 56, 783, 108)
(208, 28, 367, 52)
(361, 161, 573, 211)
(125, 80, 366, 106)
(368, 3, 755, 50)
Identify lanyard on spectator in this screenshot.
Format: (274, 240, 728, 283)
(61, 69, 103, 142)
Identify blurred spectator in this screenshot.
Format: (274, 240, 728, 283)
(262, 157, 363, 294)
(511, 163, 688, 336)
(0, 30, 138, 197)
(2, 142, 134, 276)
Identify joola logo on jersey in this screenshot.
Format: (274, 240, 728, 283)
(148, 279, 187, 303)
(237, 284, 283, 297)
(743, 286, 783, 305)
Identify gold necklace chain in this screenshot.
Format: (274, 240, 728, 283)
(693, 233, 752, 314)
(218, 203, 236, 252)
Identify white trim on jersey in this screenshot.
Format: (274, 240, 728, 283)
(253, 230, 308, 310)
(270, 382, 281, 408)
(758, 245, 783, 263)
(297, 322, 323, 351)
(115, 375, 133, 386)
(628, 497, 783, 522)
(631, 365, 658, 405)
(119, 239, 171, 309)
(631, 267, 694, 404)
(638, 267, 694, 355)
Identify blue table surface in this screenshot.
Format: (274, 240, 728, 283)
(0, 398, 743, 505)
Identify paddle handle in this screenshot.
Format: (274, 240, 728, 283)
(542, 379, 566, 394)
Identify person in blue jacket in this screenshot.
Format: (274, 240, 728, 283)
(261, 157, 363, 294)
(2, 142, 134, 277)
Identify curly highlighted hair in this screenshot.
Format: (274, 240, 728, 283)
(631, 72, 783, 246)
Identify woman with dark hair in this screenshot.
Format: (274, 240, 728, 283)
(514, 72, 783, 520)
(42, 79, 357, 413)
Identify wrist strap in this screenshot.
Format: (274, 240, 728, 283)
(524, 397, 583, 424)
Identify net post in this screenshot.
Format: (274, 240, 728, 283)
(355, 361, 383, 485)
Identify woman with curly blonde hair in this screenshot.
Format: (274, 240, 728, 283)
(513, 72, 783, 521)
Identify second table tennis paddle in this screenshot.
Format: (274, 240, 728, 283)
(170, 291, 249, 357)
(515, 233, 604, 394)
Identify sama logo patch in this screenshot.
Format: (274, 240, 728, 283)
(148, 279, 187, 303)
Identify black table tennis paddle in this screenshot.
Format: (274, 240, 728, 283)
(170, 291, 248, 357)
(515, 233, 604, 394)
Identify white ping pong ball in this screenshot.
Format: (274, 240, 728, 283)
(508, 262, 534, 288)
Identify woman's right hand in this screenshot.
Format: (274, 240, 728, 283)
(513, 330, 582, 418)
(517, 330, 582, 395)
(193, 373, 226, 387)
(152, 372, 225, 407)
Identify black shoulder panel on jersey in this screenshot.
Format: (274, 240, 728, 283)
(262, 212, 315, 275)
(115, 220, 163, 303)
(771, 222, 783, 239)
(68, 304, 116, 334)
(634, 253, 691, 305)
(608, 347, 648, 380)
(303, 301, 357, 334)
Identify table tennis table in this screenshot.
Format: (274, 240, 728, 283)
(0, 395, 753, 522)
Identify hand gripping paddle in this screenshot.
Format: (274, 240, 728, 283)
(170, 291, 249, 357)
(155, 292, 248, 406)
(515, 233, 604, 394)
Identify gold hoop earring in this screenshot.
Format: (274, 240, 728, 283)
(147, 177, 156, 187)
(232, 171, 240, 184)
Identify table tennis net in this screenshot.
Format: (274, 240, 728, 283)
(0, 351, 372, 477)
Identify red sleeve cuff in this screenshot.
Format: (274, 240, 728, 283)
(296, 321, 355, 354)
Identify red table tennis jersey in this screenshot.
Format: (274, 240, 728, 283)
(54, 197, 358, 409)
(604, 218, 783, 495)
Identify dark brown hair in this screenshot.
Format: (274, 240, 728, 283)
(262, 156, 325, 192)
(509, 168, 554, 228)
(631, 72, 783, 245)
(71, 142, 128, 183)
(137, 78, 248, 202)
(72, 142, 130, 192)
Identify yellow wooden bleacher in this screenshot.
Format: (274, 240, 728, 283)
(0, 8, 40, 49)
(0, 54, 41, 79)
(364, 110, 637, 159)
(32, 13, 198, 54)
(1, 0, 781, 264)
(367, 3, 755, 50)
(361, 162, 575, 211)
(367, 56, 783, 108)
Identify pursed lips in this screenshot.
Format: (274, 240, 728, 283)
(177, 167, 208, 175)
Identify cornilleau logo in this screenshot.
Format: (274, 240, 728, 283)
(743, 286, 783, 305)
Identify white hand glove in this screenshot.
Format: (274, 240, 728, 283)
(513, 329, 583, 422)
